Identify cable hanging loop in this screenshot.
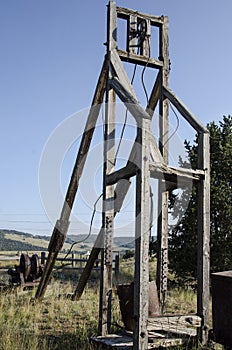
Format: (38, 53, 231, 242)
(129, 18, 150, 51)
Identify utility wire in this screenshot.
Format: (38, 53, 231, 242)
(61, 193, 103, 264)
(163, 103, 180, 147)
(141, 37, 151, 106)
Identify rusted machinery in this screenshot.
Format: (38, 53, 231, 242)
(7, 253, 43, 288)
(211, 271, 232, 347)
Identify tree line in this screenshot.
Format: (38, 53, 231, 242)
(168, 115, 232, 284)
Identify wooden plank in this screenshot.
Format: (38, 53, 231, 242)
(146, 71, 161, 117)
(110, 77, 151, 122)
(149, 163, 203, 186)
(118, 49, 163, 69)
(127, 15, 137, 55)
(147, 315, 201, 336)
(163, 86, 209, 134)
(90, 333, 196, 349)
(106, 162, 203, 187)
(140, 19, 151, 57)
(116, 6, 164, 26)
(99, 0, 117, 336)
(106, 163, 137, 185)
(148, 337, 189, 348)
(110, 49, 137, 100)
(107, 1, 117, 51)
(114, 179, 131, 213)
(99, 92, 116, 335)
(133, 118, 150, 350)
(146, 72, 165, 165)
(156, 16, 169, 309)
(35, 57, 108, 300)
(90, 335, 133, 349)
(149, 135, 165, 164)
(197, 132, 210, 345)
(169, 166, 204, 178)
(73, 229, 104, 301)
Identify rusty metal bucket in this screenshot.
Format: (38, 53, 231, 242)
(117, 281, 160, 331)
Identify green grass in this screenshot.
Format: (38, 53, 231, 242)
(0, 281, 216, 350)
(0, 282, 99, 350)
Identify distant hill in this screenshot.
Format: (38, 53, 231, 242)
(0, 230, 135, 252)
(67, 234, 135, 251)
(0, 229, 50, 251)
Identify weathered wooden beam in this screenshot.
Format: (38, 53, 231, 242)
(150, 135, 165, 164)
(147, 315, 201, 336)
(140, 19, 151, 57)
(114, 179, 131, 213)
(146, 71, 165, 165)
(90, 334, 197, 349)
(35, 57, 108, 300)
(118, 49, 163, 69)
(197, 132, 210, 345)
(156, 16, 169, 310)
(110, 49, 138, 100)
(116, 6, 164, 26)
(99, 0, 117, 336)
(72, 228, 104, 301)
(106, 162, 203, 188)
(106, 162, 137, 185)
(163, 86, 209, 134)
(146, 71, 161, 117)
(150, 163, 203, 186)
(133, 119, 150, 350)
(127, 14, 137, 55)
(110, 77, 152, 122)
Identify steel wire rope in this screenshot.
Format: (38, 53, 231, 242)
(163, 103, 180, 147)
(60, 193, 103, 265)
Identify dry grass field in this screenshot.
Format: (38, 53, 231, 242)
(0, 257, 222, 350)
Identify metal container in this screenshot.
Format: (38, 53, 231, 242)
(211, 271, 232, 346)
(117, 281, 160, 331)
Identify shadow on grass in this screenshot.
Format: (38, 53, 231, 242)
(38, 333, 94, 350)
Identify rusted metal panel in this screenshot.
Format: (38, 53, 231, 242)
(117, 281, 160, 332)
(211, 271, 232, 346)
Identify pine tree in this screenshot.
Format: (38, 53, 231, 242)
(169, 116, 232, 284)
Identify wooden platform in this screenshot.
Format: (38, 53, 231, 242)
(90, 315, 201, 349)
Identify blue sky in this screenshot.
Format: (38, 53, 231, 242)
(0, 0, 232, 237)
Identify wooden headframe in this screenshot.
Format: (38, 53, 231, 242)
(35, 2, 210, 349)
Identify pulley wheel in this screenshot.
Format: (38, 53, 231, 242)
(19, 254, 31, 281)
(30, 254, 40, 278)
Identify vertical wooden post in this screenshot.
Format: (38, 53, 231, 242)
(156, 16, 170, 310)
(133, 118, 150, 350)
(71, 253, 75, 267)
(98, 0, 116, 336)
(114, 254, 119, 281)
(41, 252, 46, 265)
(197, 132, 210, 344)
(141, 19, 151, 57)
(128, 15, 137, 54)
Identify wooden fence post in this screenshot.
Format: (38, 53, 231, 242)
(72, 253, 76, 267)
(41, 252, 46, 265)
(114, 254, 119, 281)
